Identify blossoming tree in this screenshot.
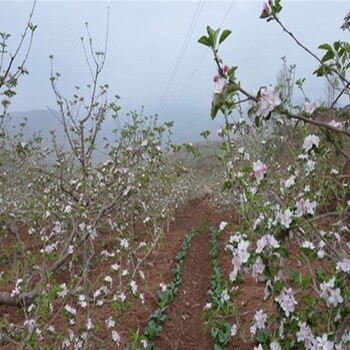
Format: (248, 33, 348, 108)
(199, 0, 349, 349)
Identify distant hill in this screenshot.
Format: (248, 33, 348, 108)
(7, 106, 223, 146)
(7, 109, 63, 141)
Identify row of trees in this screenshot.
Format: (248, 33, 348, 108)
(0, 2, 197, 348)
(199, 1, 349, 349)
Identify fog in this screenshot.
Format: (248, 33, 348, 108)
(1, 0, 349, 142)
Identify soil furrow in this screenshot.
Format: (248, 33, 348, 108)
(154, 229, 213, 349)
(152, 198, 232, 350)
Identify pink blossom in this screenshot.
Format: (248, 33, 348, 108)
(216, 127, 224, 137)
(296, 321, 316, 349)
(237, 239, 250, 263)
(341, 12, 350, 30)
(266, 234, 280, 248)
(328, 120, 343, 129)
(303, 99, 319, 115)
(256, 236, 267, 253)
(320, 277, 343, 307)
(274, 287, 297, 317)
(105, 317, 115, 329)
(253, 309, 267, 329)
(295, 198, 317, 217)
(270, 341, 282, 350)
(252, 256, 265, 280)
(253, 160, 267, 183)
(277, 209, 293, 229)
(256, 234, 280, 253)
(213, 77, 227, 94)
(336, 258, 350, 273)
(261, 2, 269, 17)
(257, 86, 281, 117)
(317, 334, 334, 350)
(220, 64, 229, 73)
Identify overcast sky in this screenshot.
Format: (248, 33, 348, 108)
(1, 1, 349, 141)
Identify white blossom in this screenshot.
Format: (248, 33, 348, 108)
(219, 221, 228, 231)
(336, 258, 350, 273)
(253, 160, 267, 183)
(257, 85, 281, 117)
(303, 135, 320, 152)
(213, 77, 228, 94)
(275, 287, 297, 317)
(130, 280, 138, 295)
(64, 304, 77, 316)
(329, 120, 343, 129)
(303, 99, 319, 115)
(111, 330, 121, 345)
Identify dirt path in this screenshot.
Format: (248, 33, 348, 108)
(154, 199, 225, 350)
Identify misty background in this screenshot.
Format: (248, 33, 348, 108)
(1, 0, 349, 143)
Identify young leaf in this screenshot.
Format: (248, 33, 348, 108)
(198, 35, 212, 47)
(219, 29, 232, 45)
(321, 50, 334, 63)
(318, 43, 332, 51)
(207, 25, 215, 39)
(211, 103, 220, 120)
(200, 130, 211, 139)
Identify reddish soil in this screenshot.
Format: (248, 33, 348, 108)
(117, 196, 230, 349)
(116, 196, 228, 349)
(154, 231, 213, 349)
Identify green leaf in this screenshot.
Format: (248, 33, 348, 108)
(321, 50, 334, 63)
(198, 35, 212, 48)
(273, 0, 283, 14)
(344, 42, 350, 53)
(221, 180, 232, 192)
(29, 23, 38, 32)
(316, 266, 325, 280)
(200, 130, 211, 139)
(213, 28, 220, 46)
(226, 83, 240, 95)
(211, 103, 220, 120)
(219, 29, 231, 45)
(256, 329, 269, 344)
(333, 41, 341, 51)
(255, 116, 261, 127)
(319, 43, 332, 51)
(207, 25, 215, 39)
(278, 246, 289, 259)
(274, 279, 284, 293)
(227, 65, 238, 79)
